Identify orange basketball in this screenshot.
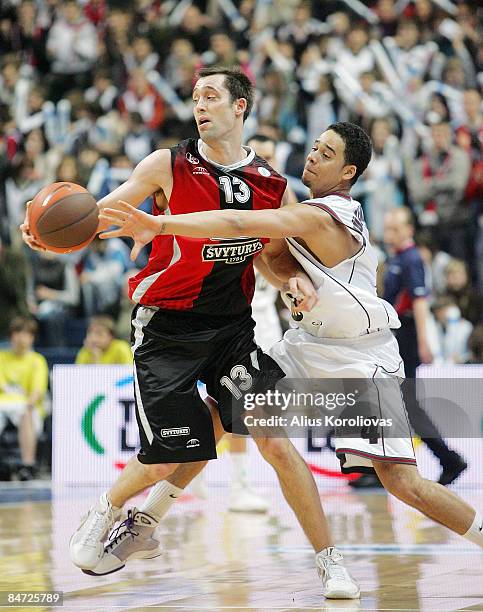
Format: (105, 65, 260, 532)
(28, 182, 99, 253)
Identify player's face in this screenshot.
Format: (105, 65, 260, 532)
(192, 74, 244, 142)
(302, 130, 356, 194)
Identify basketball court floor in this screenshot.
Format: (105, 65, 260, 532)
(0, 480, 482, 612)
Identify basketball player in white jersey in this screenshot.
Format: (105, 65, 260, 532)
(96, 122, 483, 590)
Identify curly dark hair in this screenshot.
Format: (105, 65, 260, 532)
(326, 122, 373, 184)
(196, 66, 254, 122)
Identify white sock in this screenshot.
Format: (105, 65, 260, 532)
(230, 451, 248, 488)
(101, 492, 121, 515)
(463, 512, 483, 547)
(140, 481, 183, 522)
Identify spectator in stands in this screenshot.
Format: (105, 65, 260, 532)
(23, 128, 61, 185)
(363, 118, 403, 243)
(84, 70, 119, 113)
(456, 89, 482, 285)
(15, 84, 48, 135)
(123, 112, 156, 165)
(46, 0, 98, 101)
(118, 69, 164, 132)
(56, 154, 81, 184)
(333, 25, 374, 79)
(444, 259, 483, 326)
(0, 317, 48, 480)
(415, 231, 451, 297)
(201, 31, 253, 81)
(28, 250, 80, 347)
(79, 236, 132, 319)
(123, 36, 159, 74)
(0, 61, 22, 112)
(0, 236, 29, 343)
(405, 120, 471, 260)
(75, 315, 132, 365)
(102, 7, 134, 86)
(4, 155, 43, 245)
(163, 38, 197, 90)
(276, 1, 326, 62)
(432, 296, 473, 364)
(174, 5, 212, 55)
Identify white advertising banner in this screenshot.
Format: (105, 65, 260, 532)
(52, 365, 483, 487)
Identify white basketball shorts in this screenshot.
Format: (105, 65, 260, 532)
(268, 328, 416, 473)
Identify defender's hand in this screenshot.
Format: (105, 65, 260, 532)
(99, 200, 162, 261)
(20, 201, 46, 251)
(284, 273, 318, 313)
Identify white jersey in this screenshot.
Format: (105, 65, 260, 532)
(283, 194, 400, 340)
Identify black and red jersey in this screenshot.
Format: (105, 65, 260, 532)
(129, 138, 287, 316)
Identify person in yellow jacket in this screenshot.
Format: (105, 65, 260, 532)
(0, 317, 48, 480)
(76, 316, 132, 365)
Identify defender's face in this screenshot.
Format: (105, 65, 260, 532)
(192, 74, 243, 142)
(302, 130, 354, 194)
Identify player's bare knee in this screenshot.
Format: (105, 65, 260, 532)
(255, 437, 291, 467)
(142, 462, 178, 483)
(375, 463, 424, 504)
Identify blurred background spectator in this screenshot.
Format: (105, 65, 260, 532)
(75, 315, 132, 364)
(0, 317, 48, 480)
(0, 0, 481, 479)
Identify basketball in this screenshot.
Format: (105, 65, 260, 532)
(28, 182, 99, 253)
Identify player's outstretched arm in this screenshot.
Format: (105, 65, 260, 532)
(99, 201, 321, 242)
(96, 149, 172, 232)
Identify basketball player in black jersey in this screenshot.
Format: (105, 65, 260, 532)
(21, 67, 360, 599)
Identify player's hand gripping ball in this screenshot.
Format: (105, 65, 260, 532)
(27, 182, 99, 253)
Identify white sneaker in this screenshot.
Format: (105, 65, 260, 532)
(83, 509, 161, 576)
(228, 485, 269, 513)
(316, 547, 360, 599)
(69, 493, 121, 570)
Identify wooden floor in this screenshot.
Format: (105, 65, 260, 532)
(0, 482, 482, 612)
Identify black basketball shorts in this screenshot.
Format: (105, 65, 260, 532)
(131, 305, 285, 464)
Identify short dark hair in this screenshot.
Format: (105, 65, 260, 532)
(247, 133, 275, 146)
(326, 122, 372, 184)
(9, 316, 38, 336)
(196, 66, 254, 121)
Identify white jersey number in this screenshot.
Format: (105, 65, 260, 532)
(219, 176, 251, 204)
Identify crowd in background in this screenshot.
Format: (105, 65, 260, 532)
(0, 0, 481, 359)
